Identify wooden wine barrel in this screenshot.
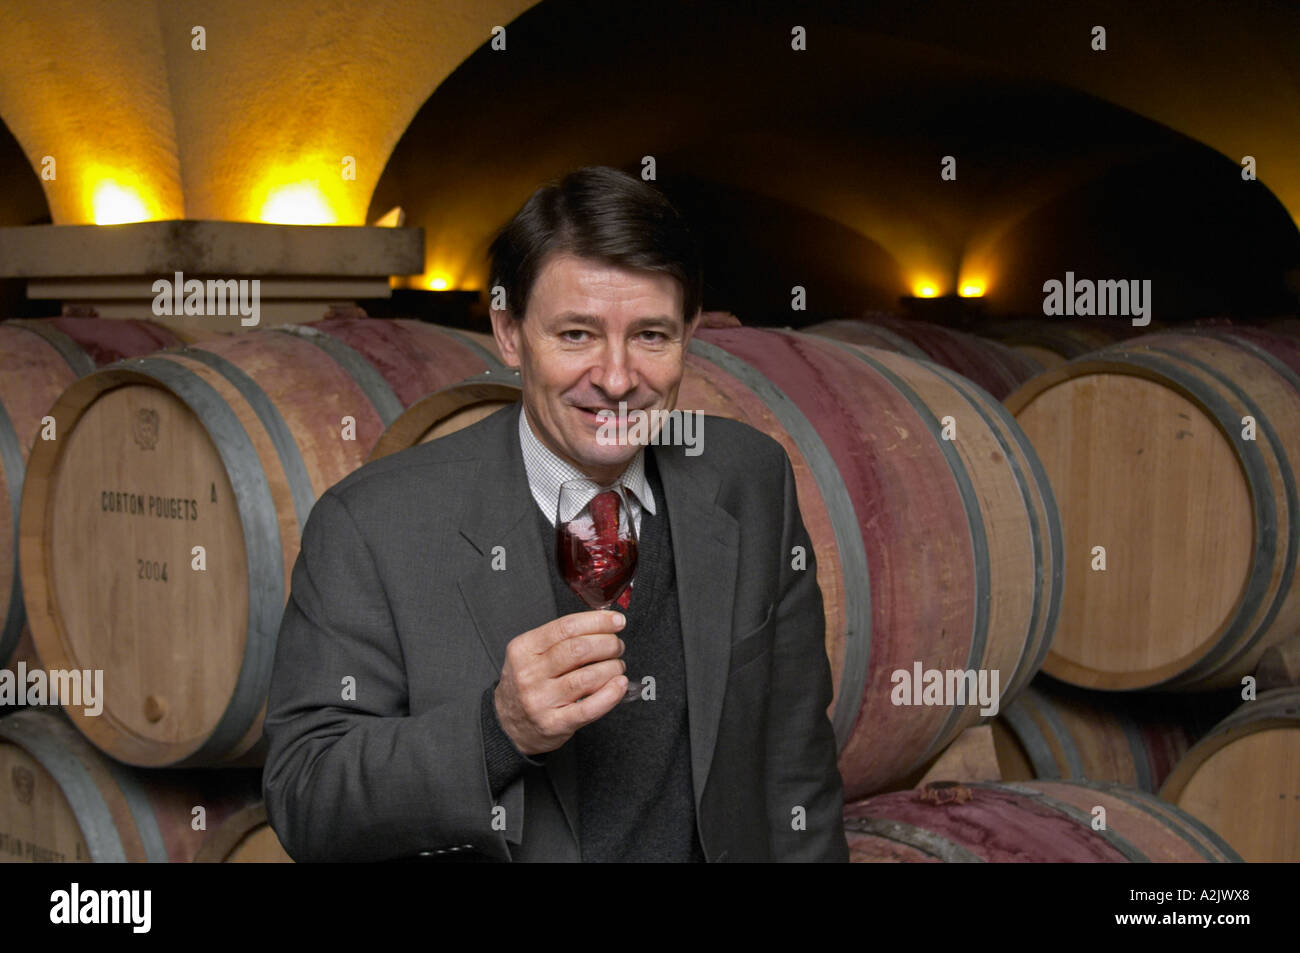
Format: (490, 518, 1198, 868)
(1, 318, 218, 668)
(811, 315, 1043, 400)
(844, 779, 1242, 862)
(19, 321, 501, 767)
(368, 369, 523, 458)
(684, 329, 1061, 796)
(192, 802, 292, 863)
(0, 708, 264, 862)
(801, 319, 929, 359)
(367, 329, 1063, 797)
(991, 682, 1230, 792)
(979, 318, 1134, 369)
(1159, 687, 1300, 862)
(1005, 330, 1300, 690)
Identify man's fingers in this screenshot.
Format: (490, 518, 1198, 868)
(550, 658, 627, 708)
(532, 610, 626, 653)
(566, 674, 628, 726)
(543, 632, 626, 678)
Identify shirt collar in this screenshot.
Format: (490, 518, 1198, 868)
(518, 405, 656, 525)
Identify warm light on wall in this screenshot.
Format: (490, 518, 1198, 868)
(427, 276, 450, 290)
(91, 179, 153, 225)
(958, 282, 986, 297)
(914, 282, 939, 298)
(259, 182, 338, 225)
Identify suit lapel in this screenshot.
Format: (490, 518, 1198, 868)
(652, 442, 739, 809)
(455, 404, 584, 846)
(455, 403, 740, 849)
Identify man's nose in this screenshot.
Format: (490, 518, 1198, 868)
(590, 343, 636, 398)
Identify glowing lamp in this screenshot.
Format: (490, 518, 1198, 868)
(92, 181, 151, 225)
(259, 183, 336, 225)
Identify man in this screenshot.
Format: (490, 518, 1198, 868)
(262, 166, 847, 862)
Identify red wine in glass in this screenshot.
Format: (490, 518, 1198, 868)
(556, 480, 640, 703)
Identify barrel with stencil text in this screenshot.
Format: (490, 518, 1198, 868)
(1, 317, 219, 670)
(369, 325, 1063, 798)
(0, 707, 277, 862)
(18, 318, 500, 766)
(843, 779, 1241, 862)
(1005, 329, 1300, 690)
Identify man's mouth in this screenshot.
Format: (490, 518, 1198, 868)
(575, 404, 622, 421)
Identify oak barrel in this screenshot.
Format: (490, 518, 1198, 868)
(1159, 687, 1300, 862)
(1005, 330, 1300, 690)
(19, 320, 500, 766)
(1, 318, 216, 668)
(808, 315, 1043, 400)
(844, 779, 1241, 862)
(0, 708, 264, 862)
(992, 681, 1230, 792)
(191, 802, 292, 862)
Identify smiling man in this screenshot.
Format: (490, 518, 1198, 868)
(262, 166, 848, 862)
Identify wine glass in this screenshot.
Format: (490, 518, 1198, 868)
(556, 479, 640, 703)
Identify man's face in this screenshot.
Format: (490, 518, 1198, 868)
(490, 252, 698, 484)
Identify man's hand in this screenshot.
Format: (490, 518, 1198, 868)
(493, 610, 628, 755)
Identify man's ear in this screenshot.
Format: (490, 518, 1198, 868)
(489, 307, 522, 367)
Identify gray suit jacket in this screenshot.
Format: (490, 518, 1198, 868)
(262, 401, 848, 862)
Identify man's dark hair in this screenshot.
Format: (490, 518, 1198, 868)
(487, 166, 703, 326)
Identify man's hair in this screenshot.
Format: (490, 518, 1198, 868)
(486, 165, 703, 326)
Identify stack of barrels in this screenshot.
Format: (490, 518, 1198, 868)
(8, 304, 1293, 864)
(983, 318, 1300, 863)
(1, 313, 504, 862)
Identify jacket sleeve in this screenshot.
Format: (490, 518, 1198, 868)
(262, 489, 517, 862)
(764, 452, 850, 861)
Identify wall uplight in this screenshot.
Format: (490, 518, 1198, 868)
(91, 180, 152, 225)
(259, 182, 337, 225)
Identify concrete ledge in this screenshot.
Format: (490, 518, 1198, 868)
(0, 220, 424, 278)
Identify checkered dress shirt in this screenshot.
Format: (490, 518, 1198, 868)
(517, 405, 656, 539)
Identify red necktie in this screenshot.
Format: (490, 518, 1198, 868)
(588, 490, 632, 609)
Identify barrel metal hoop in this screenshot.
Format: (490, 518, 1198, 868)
(975, 781, 1150, 862)
(129, 357, 284, 764)
(0, 713, 127, 862)
(687, 337, 870, 751)
(0, 399, 26, 662)
(171, 347, 317, 539)
(270, 324, 405, 427)
(841, 815, 986, 863)
(1001, 695, 1062, 779)
(437, 327, 506, 370)
(1115, 712, 1156, 793)
(1025, 690, 1087, 778)
(1062, 778, 1242, 862)
(807, 337, 990, 768)
(7, 320, 96, 377)
(1102, 349, 1278, 686)
(103, 756, 169, 861)
(912, 357, 1060, 702)
(1134, 343, 1294, 683)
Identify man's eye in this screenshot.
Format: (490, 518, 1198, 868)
(640, 331, 667, 342)
(561, 329, 589, 342)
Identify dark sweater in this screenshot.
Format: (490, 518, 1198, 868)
(479, 454, 705, 861)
